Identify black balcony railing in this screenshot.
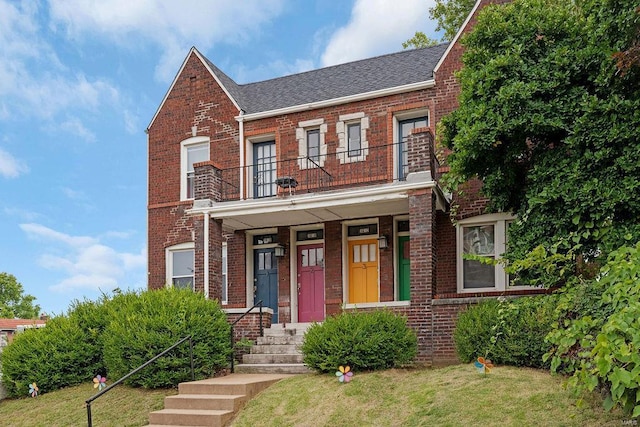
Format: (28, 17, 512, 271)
(218, 142, 419, 202)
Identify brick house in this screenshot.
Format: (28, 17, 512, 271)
(146, 0, 541, 365)
(0, 318, 47, 349)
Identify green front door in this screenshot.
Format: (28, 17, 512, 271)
(398, 236, 410, 301)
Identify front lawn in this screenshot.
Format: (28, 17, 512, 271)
(232, 365, 626, 426)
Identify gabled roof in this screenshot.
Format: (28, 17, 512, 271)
(232, 44, 448, 115)
(148, 43, 448, 129)
(0, 318, 46, 331)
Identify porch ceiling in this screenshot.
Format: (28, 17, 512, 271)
(192, 180, 439, 231)
(221, 197, 410, 230)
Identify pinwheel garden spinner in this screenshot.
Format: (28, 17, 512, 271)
(93, 375, 107, 390)
(474, 357, 493, 374)
(28, 383, 38, 397)
(336, 366, 353, 383)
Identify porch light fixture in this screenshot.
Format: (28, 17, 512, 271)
(378, 235, 389, 249)
(274, 244, 286, 257)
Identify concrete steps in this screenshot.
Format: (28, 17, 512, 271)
(235, 323, 313, 375)
(147, 373, 290, 426)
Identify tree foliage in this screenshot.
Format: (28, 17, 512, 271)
(403, 0, 476, 48)
(441, 0, 640, 268)
(0, 273, 40, 319)
(544, 243, 640, 416)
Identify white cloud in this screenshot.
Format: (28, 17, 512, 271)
(0, 0, 122, 141)
(19, 222, 146, 293)
(3, 207, 41, 221)
(0, 147, 29, 178)
(47, 0, 287, 83)
(20, 223, 97, 247)
(321, 0, 437, 67)
(59, 117, 97, 143)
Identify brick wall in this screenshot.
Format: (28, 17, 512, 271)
(147, 50, 240, 290)
(225, 230, 246, 307)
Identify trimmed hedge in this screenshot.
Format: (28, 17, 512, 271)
(0, 315, 100, 397)
(0, 288, 231, 396)
(102, 288, 231, 388)
(454, 295, 556, 368)
(301, 310, 417, 373)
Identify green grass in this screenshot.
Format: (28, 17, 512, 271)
(0, 382, 176, 426)
(0, 365, 629, 426)
(232, 365, 627, 427)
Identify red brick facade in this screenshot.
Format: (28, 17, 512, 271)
(147, 0, 529, 365)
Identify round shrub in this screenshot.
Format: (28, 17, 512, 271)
(454, 295, 556, 368)
(101, 288, 231, 388)
(301, 310, 417, 373)
(0, 315, 100, 397)
(453, 299, 500, 363)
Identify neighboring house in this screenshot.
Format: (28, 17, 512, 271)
(146, 0, 540, 364)
(0, 318, 47, 348)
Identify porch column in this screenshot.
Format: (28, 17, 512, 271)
(194, 161, 224, 301)
(408, 187, 437, 364)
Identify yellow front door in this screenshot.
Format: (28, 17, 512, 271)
(348, 239, 379, 303)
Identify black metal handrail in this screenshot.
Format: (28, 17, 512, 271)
(85, 335, 194, 427)
(218, 142, 406, 201)
(230, 300, 263, 373)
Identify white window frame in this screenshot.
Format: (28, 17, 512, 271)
(456, 213, 514, 293)
(221, 242, 228, 304)
(246, 134, 277, 199)
(166, 242, 195, 290)
(297, 119, 327, 169)
(337, 112, 369, 164)
(180, 136, 210, 201)
(392, 109, 429, 180)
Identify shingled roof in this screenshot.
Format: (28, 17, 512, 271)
(201, 43, 449, 115)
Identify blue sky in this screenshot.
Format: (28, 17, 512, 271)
(0, 0, 442, 317)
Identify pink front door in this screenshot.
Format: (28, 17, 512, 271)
(297, 244, 325, 322)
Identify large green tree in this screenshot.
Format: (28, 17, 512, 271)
(0, 273, 40, 319)
(441, 0, 640, 278)
(403, 0, 476, 48)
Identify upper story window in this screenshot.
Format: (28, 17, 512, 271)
(297, 119, 327, 169)
(457, 213, 514, 293)
(166, 242, 195, 290)
(397, 116, 428, 180)
(347, 123, 361, 157)
(253, 140, 277, 198)
(337, 112, 369, 163)
(307, 129, 320, 163)
(180, 137, 210, 200)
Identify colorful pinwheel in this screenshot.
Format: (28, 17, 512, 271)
(474, 357, 494, 374)
(93, 375, 107, 390)
(335, 365, 353, 383)
(28, 382, 38, 397)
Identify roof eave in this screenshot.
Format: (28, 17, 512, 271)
(433, 0, 483, 75)
(236, 79, 436, 122)
(146, 47, 242, 132)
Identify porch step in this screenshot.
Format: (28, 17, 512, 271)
(234, 363, 313, 374)
(256, 335, 304, 345)
(235, 324, 313, 375)
(147, 374, 290, 426)
(148, 409, 232, 427)
(242, 353, 304, 364)
(250, 343, 299, 354)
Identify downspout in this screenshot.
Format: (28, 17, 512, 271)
(238, 110, 245, 200)
(203, 212, 209, 299)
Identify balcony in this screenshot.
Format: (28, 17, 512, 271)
(191, 130, 441, 230)
(212, 138, 437, 202)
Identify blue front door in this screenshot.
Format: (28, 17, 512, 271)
(254, 248, 278, 323)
